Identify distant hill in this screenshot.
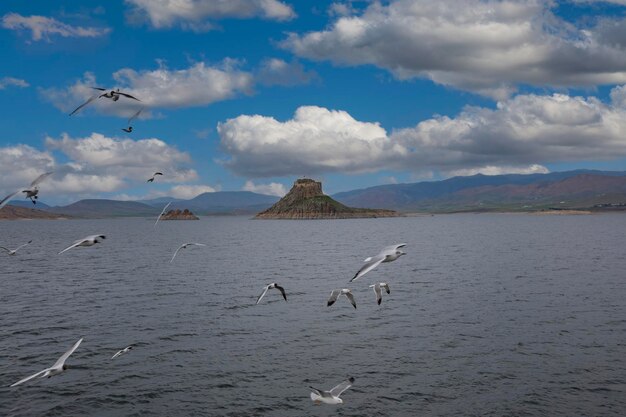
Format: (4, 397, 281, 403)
(7, 200, 51, 209)
(0, 205, 68, 220)
(333, 170, 626, 212)
(139, 191, 278, 214)
(47, 199, 160, 218)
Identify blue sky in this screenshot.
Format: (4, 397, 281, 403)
(2, 0, 626, 204)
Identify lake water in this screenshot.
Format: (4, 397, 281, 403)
(1, 214, 625, 416)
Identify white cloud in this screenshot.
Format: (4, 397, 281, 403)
(257, 58, 317, 87)
(448, 165, 550, 177)
(242, 180, 286, 196)
(0, 133, 198, 203)
(218, 105, 402, 177)
(282, 0, 626, 98)
(0, 77, 29, 90)
(2, 13, 110, 42)
(218, 88, 626, 177)
(44, 61, 254, 114)
(168, 184, 218, 198)
(125, 0, 295, 31)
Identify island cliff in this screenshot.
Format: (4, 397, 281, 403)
(255, 179, 397, 219)
(161, 209, 199, 220)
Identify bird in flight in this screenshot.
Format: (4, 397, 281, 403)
(10, 338, 83, 387)
(369, 282, 390, 305)
(154, 202, 172, 227)
(58, 235, 106, 255)
(111, 345, 133, 360)
(256, 283, 287, 305)
(0, 172, 53, 209)
(170, 243, 206, 263)
(122, 108, 143, 133)
(350, 244, 406, 282)
(327, 289, 357, 309)
(0, 240, 32, 256)
(70, 87, 141, 116)
(309, 377, 355, 405)
(147, 172, 163, 183)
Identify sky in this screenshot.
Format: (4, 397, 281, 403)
(2, 0, 626, 204)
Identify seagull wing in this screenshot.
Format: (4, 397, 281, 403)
(327, 289, 341, 306)
(52, 338, 83, 368)
(84, 234, 106, 241)
(256, 285, 270, 305)
(381, 283, 390, 294)
(309, 387, 325, 397)
(10, 368, 49, 387)
(170, 245, 184, 263)
(379, 243, 407, 256)
(14, 240, 32, 252)
(330, 377, 354, 397)
(154, 172, 163, 176)
(0, 246, 11, 253)
(344, 291, 357, 309)
(30, 172, 53, 187)
(154, 202, 171, 227)
(58, 239, 86, 255)
(0, 190, 21, 209)
(372, 283, 382, 305)
(274, 284, 287, 302)
(69, 94, 99, 116)
(350, 254, 385, 282)
(127, 108, 143, 124)
(91, 87, 106, 91)
(117, 92, 141, 101)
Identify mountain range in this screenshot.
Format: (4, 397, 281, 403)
(3, 170, 626, 218)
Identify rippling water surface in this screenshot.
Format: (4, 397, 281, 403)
(1, 214, 625, 416)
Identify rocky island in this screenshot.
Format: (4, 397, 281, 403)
(255, 178, 398, 219)
(161, 208, 199, 220)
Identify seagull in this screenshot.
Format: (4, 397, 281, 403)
(309, 377, 355, 405)
(70, 87, 141, 116)
(327, 289, 357, 309)
(10, 338, 83, 387)
(170, 243, 206, 263)
(256, 283, 287, 304)
(147, 172, 163, 183)
(122, 108, 143, 133)
(0, 240, 32, 256)
(154, 202, 172, 227)
(58, 235, 106, 255)
(0, 172, 53, 209)
(369, 282, 390, 305)
(350, 244, 406, 282)
(111, 345, 133, 360)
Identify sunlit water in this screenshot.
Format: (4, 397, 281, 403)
(1, 214, 625, 416)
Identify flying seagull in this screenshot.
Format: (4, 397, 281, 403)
(0, 172, 53, 209)
(111, 345, 133, 360)
(0, 240, 32, 256)
(122, 108, 143, 133)
(70, 87, 141, 116)
(147, 172, 163, 183)
(327, 289, 357, 309)
(309, 377, 355, 405)
(350, 244, 406, 282)
(58, 235, 106, 255)
(256, 283, 287, 305)
(369, 282, 390, 305)
(10, 338, 83, 387)
(154, 202, 172, 227)
(170, 243, 206, 263)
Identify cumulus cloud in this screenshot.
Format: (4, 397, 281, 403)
(168, 184, 218, 198)
(43, 61, 254, 115)
(218, 88, 626, 177)
(0, 77, 29, 90)
(1, 13, 110, 42)
(447, 165, 549, 177)
(218, 105, 404, 177)
(257, 58, 318, 87)
(0, 133, 197, 202)
(282, 0, 626, 98)
(125, 0, 295, 31)
(242, 180, 286, 196)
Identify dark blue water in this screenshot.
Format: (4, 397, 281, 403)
(1, 214, 625, 416)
